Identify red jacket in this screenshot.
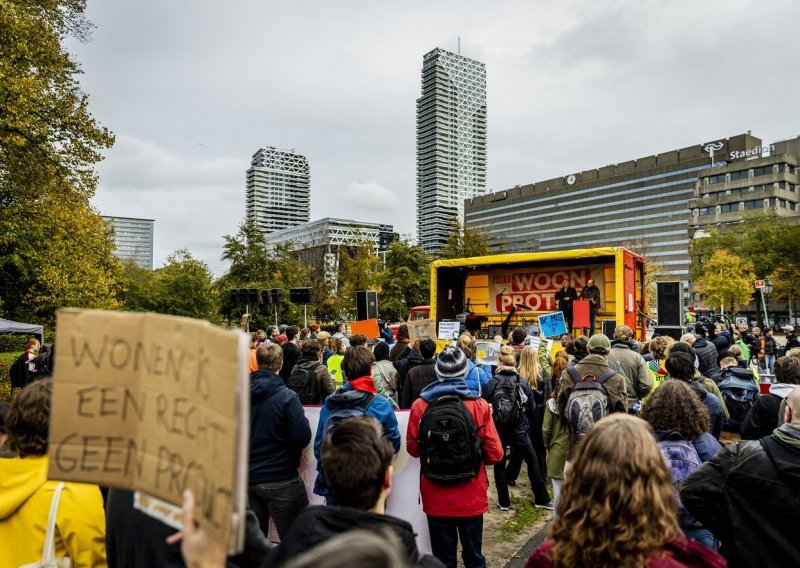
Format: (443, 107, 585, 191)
(526, 537, 726, 568)
(406, 397, 503, 517)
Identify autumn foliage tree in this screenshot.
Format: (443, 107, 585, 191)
(0, 0, 120, 323)
(694, 250, 756, 314)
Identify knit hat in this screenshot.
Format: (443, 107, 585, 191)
(435, 346, 468, 379)
(587, 334, 611, 354)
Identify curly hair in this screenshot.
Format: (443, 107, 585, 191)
(649, 335, 675, 360)
(640, 379, 710, 439)
(6, 378, 53, 457)
(548, 414, 679, 567)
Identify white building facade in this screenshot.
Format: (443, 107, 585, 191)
(246, 147, 310, 235)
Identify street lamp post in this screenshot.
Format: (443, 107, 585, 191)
(764, 279, 774, 327)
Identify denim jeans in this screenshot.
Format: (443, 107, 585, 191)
(248, 475, 308, 539)
(588, 312, 597, 336)
(427, 514, 485, 568)
(765, 354, 776, 374)
(685, 527, 717, 550)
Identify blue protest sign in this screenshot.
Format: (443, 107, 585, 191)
(538, 311, 567, 338)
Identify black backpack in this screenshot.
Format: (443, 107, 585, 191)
(491, 374, 524, 431)
(564, 366, 616, 447)
(9, 353, 30, 389)
(287, 365, 318, 405)
(418, 395, 482, 483)
(718, 367, 759, 429)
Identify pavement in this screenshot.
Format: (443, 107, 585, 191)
(504, 518, 552, 567)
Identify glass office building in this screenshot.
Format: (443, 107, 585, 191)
(246, 147, 310, 235)
(465, 133, 771, 281)
(102, 216, 154, 269)
(416, 48, 487, 255)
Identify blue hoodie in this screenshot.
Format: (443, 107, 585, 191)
(249, 370, 311, 484)
(419, 376, 472, 402)
(313, 382, 401, 496)
(464, 359, 491, 396)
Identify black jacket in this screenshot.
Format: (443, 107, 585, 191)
(249, 370, 311, 485)
(741, 383, 795, 440)
(261, 505, 443, 567)
(693, 337, 721, 382)
(681, 424, 800, 568)
(394, 347, 424, 395)
(555, 286, 577, 313)
(711, 330, 731, 353)
(483, 369, 537, 446)
(106, 489, 269, 568)
(400, 358, 437, 409)
(280, 342, 301, 380)
(579, 285, 600, 314)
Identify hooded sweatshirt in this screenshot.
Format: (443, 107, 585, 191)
(313, 378, 400, 496)
(0, 455, 106, 568)
(407, 377, 504, 517)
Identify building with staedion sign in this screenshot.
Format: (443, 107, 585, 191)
(465, 133, 800, 304)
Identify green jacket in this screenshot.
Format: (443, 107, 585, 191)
(542, 398, 568, 479)
(538, 340, 552, 375)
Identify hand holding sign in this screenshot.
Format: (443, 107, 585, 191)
(538, 311, 568, 338)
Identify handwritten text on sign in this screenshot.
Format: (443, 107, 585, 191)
(489, 265, 604, 314)
(47, 309, 249, 552)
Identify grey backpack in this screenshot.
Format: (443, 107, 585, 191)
(564, 366, 616, 447)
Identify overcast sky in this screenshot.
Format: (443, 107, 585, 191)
(73, 0, 800, 273)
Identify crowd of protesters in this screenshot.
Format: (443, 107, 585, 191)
(2, 315, 800, 568)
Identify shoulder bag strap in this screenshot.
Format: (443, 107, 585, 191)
(42, 482, 66, 562)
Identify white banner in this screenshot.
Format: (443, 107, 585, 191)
(269, 407, 431, 553)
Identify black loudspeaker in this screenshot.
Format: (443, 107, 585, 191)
(655, 327, 685, 341)
(230, 289, 240, 305)
(657, 281, 683, 327)
(261, 289, 273, 305)
(602, 320, 616, 340)
(356, 290, 378, 321)
(246, 288, 259, 304)
(270, 288, 284, 304)
(289, 287, 313, 305)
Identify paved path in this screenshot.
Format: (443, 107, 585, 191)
(504, 519, 551, 567)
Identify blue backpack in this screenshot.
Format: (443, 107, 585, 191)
(659, 439, 702, 529)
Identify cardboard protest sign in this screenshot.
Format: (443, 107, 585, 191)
(47, 309, 250, 553)
(350, 318, 380, 339)
(538, 311, 568, 338)
(475, 341, 501, 366)
(437, 321, 461, 340)
(407, 318, 436, 343)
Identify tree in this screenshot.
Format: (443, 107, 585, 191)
(153, 250, 215, 320)
(438, 220, 491, 260)
(2, 189, 124, 323)
(0, 0, 114, 201)
(694, 250, 756, 314)
(378, 240, 430, 322)
(0, 1, 119, 323)
(334, 240, 381, 321)
(623, 238, 669, 315)
(118, 259, 159, 313)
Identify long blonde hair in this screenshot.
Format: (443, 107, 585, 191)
(518, 345, 541, 390)
(548, 414, 680, 567)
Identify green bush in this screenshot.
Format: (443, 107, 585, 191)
(0, 334, 28, 353)
(0, 353, 19, 403)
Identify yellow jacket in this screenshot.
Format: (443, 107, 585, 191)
(0, 455, 107, 568)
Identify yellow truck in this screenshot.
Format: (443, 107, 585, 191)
(430, 247, 647, 339)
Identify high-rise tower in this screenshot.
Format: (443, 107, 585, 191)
(416, 48, 487, 255)
(246, 147, 310, 235)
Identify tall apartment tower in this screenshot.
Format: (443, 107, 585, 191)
(416, 48, 487, 255)
(246, 147, 310, 235)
